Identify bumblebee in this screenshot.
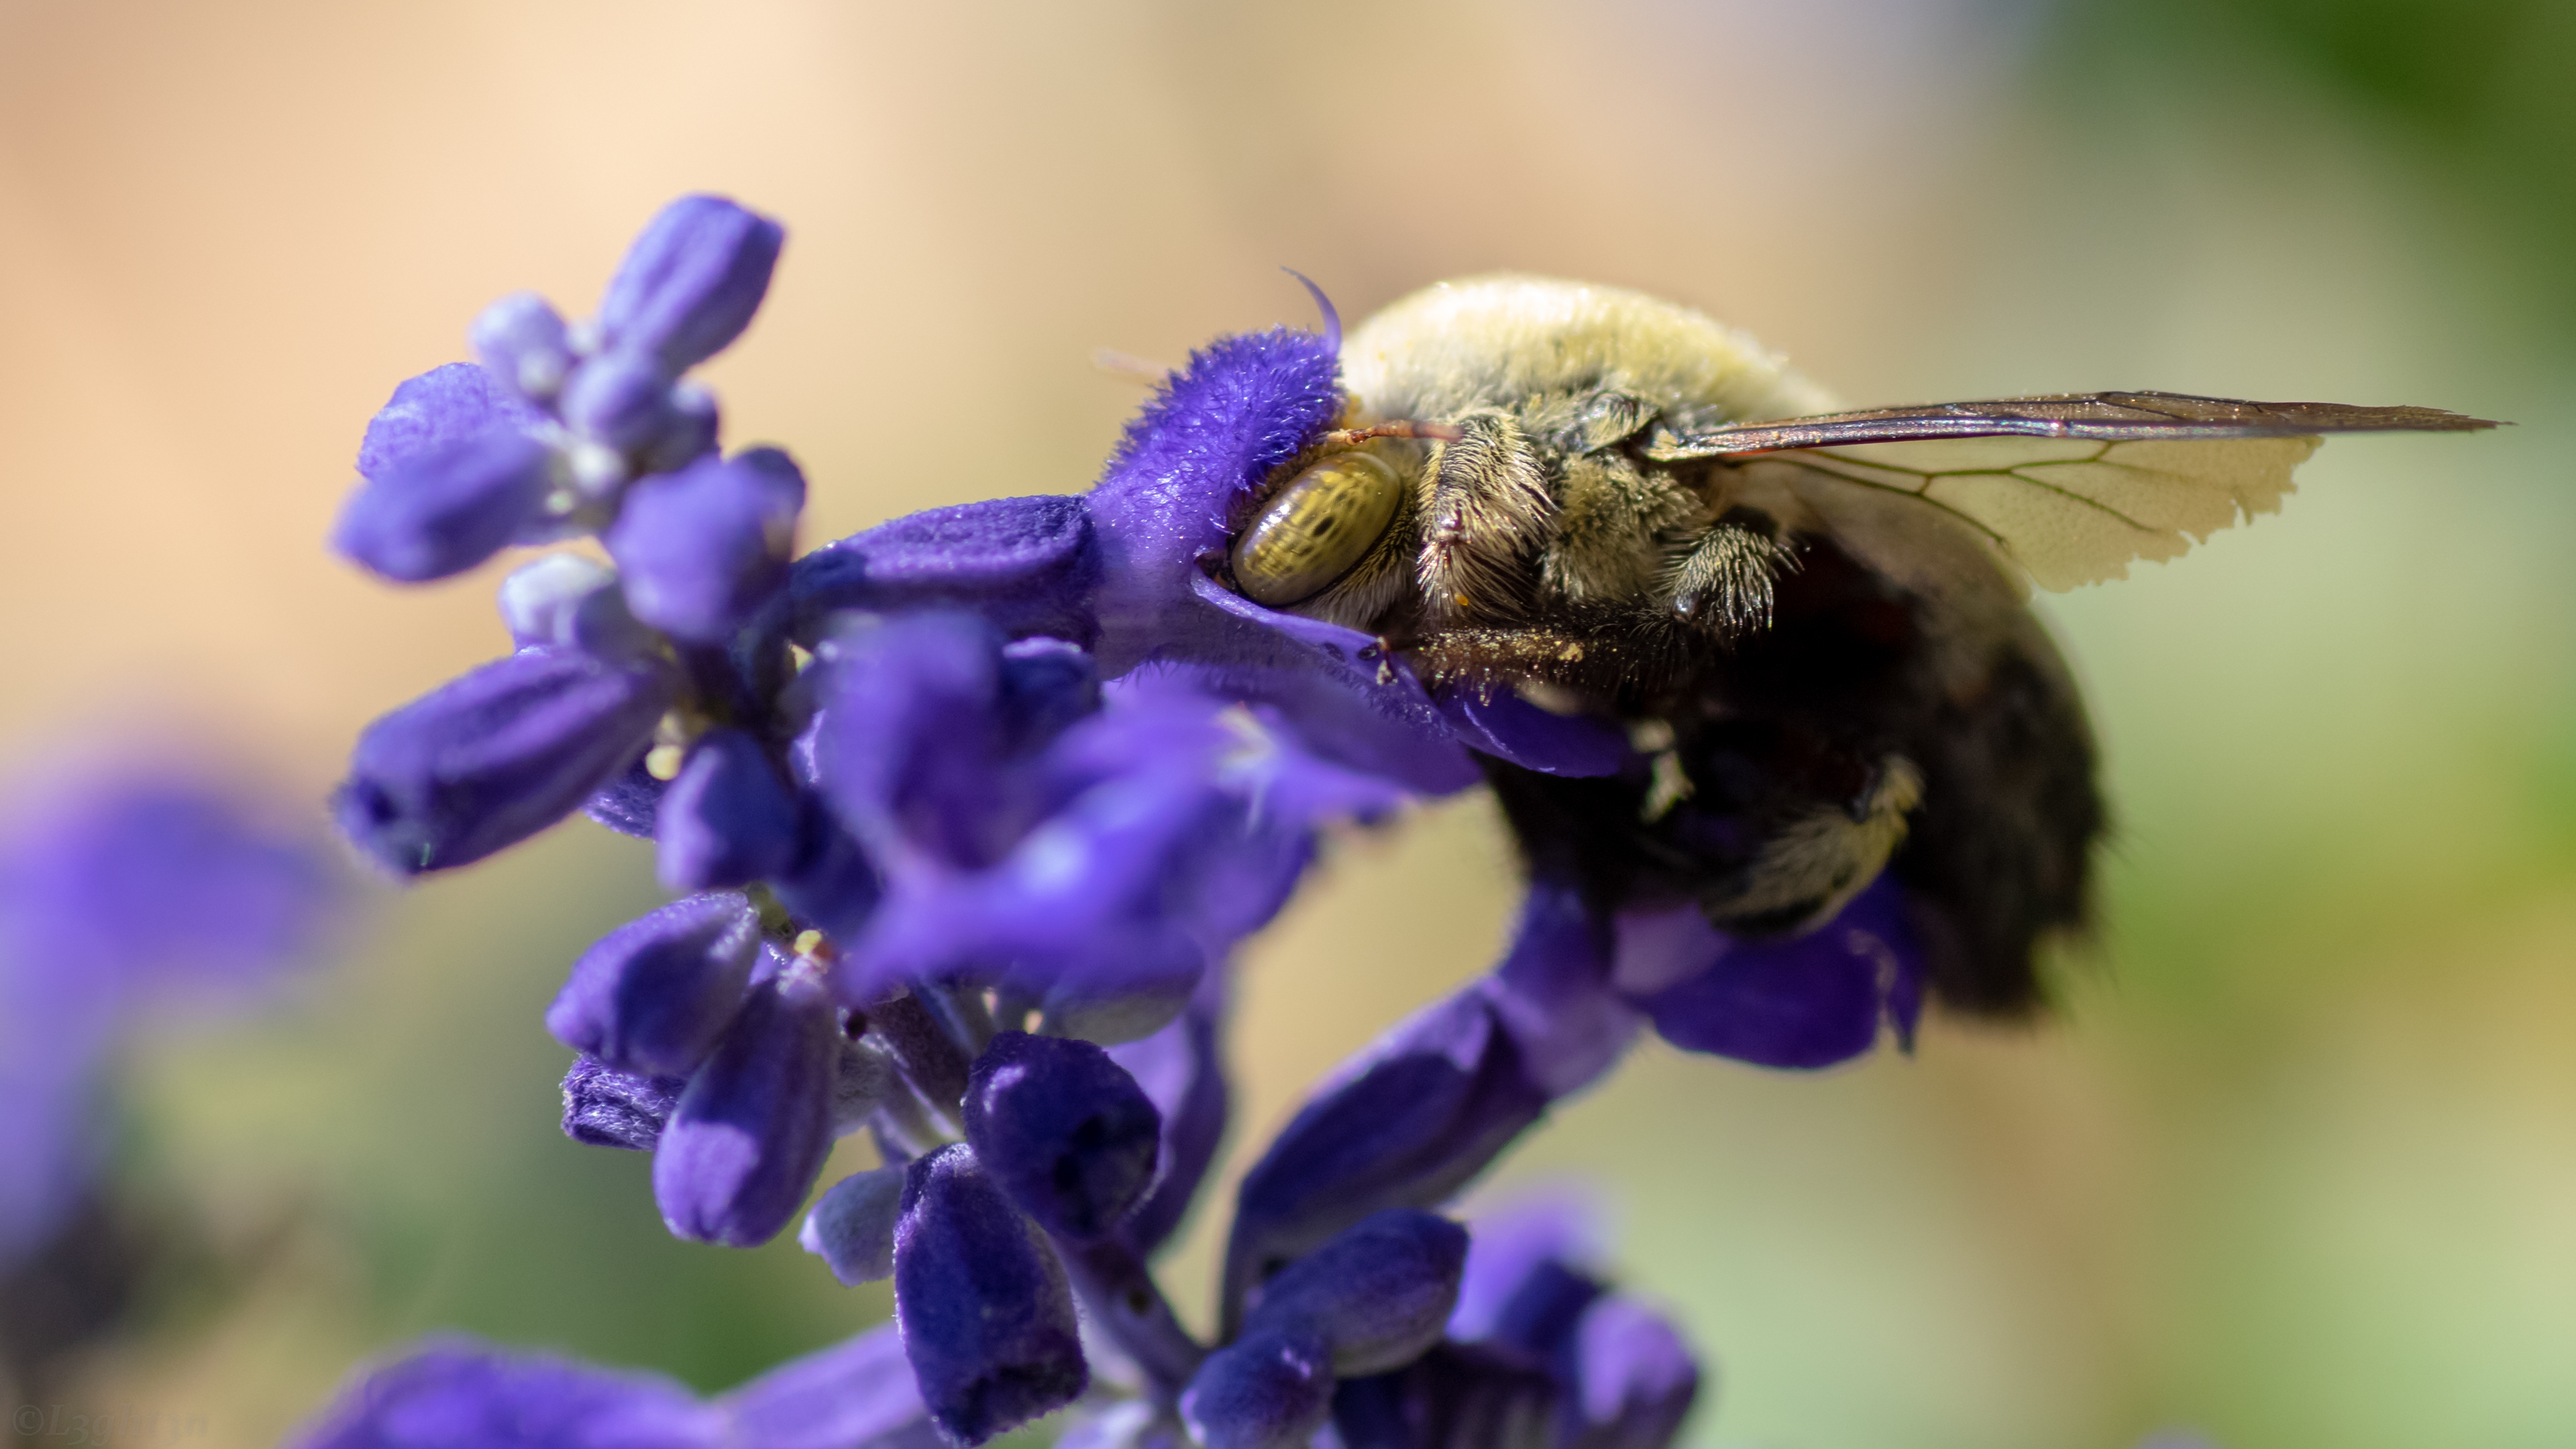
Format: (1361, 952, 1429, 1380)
(1213, 276, 2493, 1016)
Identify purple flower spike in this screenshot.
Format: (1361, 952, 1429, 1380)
(597, 194, 785, 375)
(1180, 1328, 1334, 1449)
(545, 893, 761, 1077)
(800, 1165, 906, 1286)
(1106, 969, 1230, 1257)
(1224, 990, 1547, 1335)
(1623, 873, 1921, 1071)
(286, 1337, 724, 1449)
(656, 730, 800, 891)
(332, 428, 555, 583)
(470, 292, 576, 402)
(1241, 1209, 1469, 1377)
(1563, 1297, 1700, 1449)
(607, 448, 804, 643)
(354, 362, 543, 484)
(961, 1031, 1163, 1242)
(651, 971, 839, 1246)
(336, 647, 676, 875)
(786, 494, 1102, 648)
(715, 1324, 939, 1449)
(892, 1144, 1089, 1446)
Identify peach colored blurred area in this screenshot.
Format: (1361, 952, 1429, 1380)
(3, 2, 2571, 1447)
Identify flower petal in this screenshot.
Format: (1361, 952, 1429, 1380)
(892, 1143, 1089, 1446)
(962, 1031, 1162, 1242)
(545, 893, 762, 1077)
(652, 969, 839, 1246)
(597, 195, 784, 374)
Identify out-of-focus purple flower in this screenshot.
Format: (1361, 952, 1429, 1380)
(1615, 873, 1921, 1071)
(545, 893, 762, 1078)
(1330, 1344, 1560, 1449)
(1180, 1328, 1334, 1449)
(470, 292, 576, 402)
(1224, 989, 1548, 1336)
(288, 1337, 723, 1449)
(1106, 967, 1230, 1257)
(596, 194, 785, 376)
(962, 1031, 1162, 1242)
(0, 762, 340, 1260)
(1562, 1297, 1699, 1449)
(604, 446, 804, 644)
(287, 1324, 941, 1449)
(336, 646, 676, 875)
(498, 554, 659, 661)
(892, 1144, 1089, 1446)
(1438, 690, 1630, 780)
(653, 968, 840, 1247)
(655, 729, 801, 892)
(333, 429, 557, 584)
(560, 1056, 687, 1152)
(353, 362, 547, 486)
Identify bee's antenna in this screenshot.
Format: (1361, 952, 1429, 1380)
(1281, 267, 1341, 354)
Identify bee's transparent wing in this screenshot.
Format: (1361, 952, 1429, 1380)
(1646, 391, 2499, 591)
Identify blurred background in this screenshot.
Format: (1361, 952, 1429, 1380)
(1, 0, 2569, 1445)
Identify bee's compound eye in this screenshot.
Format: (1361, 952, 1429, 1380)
(1228, 451, 1404, 606)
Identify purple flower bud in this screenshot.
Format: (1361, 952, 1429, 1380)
(470, 292, 576, 402)
(597, 195, 784, 374)
(961, 1031, 1162, 1242)
(354, 362, 543, 484)
(1179, 1328, 1334, 1449)
(1242, 1210, 1468, 1377)
(561, 1056, 687, 1151)
(1621, 873, 1920, 1070)
(285, 1336, 723, 1449)
(336, 647, 676, 875)
(652, 971, 839, 1246)
(892, 1144, 1089, 1446)
(1563, 1297, 1699, 1449)
(498, 554, 657, 659)
(1106, 969, 1229, 1257)
(606, 448, 804, 643)
(655, 731, 800, 891)
(563, 348, 677, 453)
(545, 893, 761, 1077)
(799, 1165, 906, 1285)
(1224, 991, 1546, 1335)
(714, 1324, 934, 1449)
(788, 494, 1102, 648)
(1448, 1191, 1601, 1346)
(331, 428, 555, 583)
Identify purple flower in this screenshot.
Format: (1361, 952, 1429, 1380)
(595, 193, 785, 375)
(1106, 967, 1230, 1257)
(655, 730, 802, 892)
(961, 1031, 1162, 1242)
(606, 448, 804, 644)
(559, 1056, 687, 1152)
(786, 494, 1102, 649)
(336, 646, 676, 875)
(892, 1144, 1089, 1445)
(652, 966, 841, 1246)
(545, 893, 763, 1078)
(333, 363, 556, 583)
(286, 1324, 938, 1449)
(0, 761, 340, 1260)
(1180, 1328, 1334, 1449)
(1613, 873, 1921, 1071)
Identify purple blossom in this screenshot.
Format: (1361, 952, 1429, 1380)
(892, 1144, 1089, 1445)
(652, 966, 841, 1247)
(544, 892, 763, 1078)
(1613, 873, 1921, 1071)
(0, 761, 340, 1261)
(286, 1325, 938, 1449)
(961, 1031, 1163, 1242)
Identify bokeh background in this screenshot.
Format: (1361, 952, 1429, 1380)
(3, 1, 2571, 1445)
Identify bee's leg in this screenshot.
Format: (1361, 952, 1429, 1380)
(1543, 455, 1699, 605)
(1664, 513, 1798, 637)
